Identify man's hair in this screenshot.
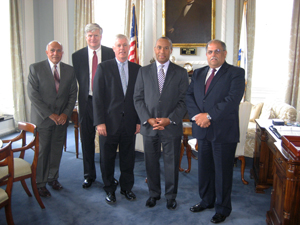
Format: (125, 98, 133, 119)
(85, 23, 103, 35)
(206, 39, 227, 51)
(114, 34, 129, 44)
(45, 40, 63, 51)
(156, 36, 173, 50)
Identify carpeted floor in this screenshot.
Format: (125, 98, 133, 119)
(0, 123, 271, 225)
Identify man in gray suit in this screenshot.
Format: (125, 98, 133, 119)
(134, 37, 189, 210)
(27, 41, 77, 197)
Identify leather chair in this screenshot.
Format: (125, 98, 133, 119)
(188, 101, 252, 184)
(0, 142, 14, 225)
(1, 122, 45, 209)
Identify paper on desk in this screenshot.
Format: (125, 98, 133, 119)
(183, 122, 192, 127)
(274, 126, 300, 136)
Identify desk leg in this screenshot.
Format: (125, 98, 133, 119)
(179, 143, 185, 172)
(74, 122, 79, 158)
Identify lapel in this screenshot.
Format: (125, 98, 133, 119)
(205, 62, 229, 96)
(82, 47, 90, 88)
(58, 62, 67, 95)
(162, 62, 175, 94)
(42, 60, 57, 93)
(149, 63, 160, 94)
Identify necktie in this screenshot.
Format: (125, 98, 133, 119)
(120, 62, 127, 95)
(205, 68, 216, 94)
(92, 50, 98, 91)
(158, 65, 165, 93)
(54, 64, 60, 93)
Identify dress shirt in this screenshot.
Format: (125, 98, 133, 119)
(88, 46, 102, 96)
(48, 59, 60, 78)
(184, 0, 195, 16)
(156, 60, 170, 77)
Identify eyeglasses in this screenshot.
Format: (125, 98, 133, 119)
(207, 49, 225, 55)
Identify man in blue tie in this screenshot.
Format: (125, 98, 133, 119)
(93, 34, 141, 204)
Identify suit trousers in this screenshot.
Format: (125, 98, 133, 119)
(36, 123, 68, 188)
(80, 97, 96, 180)
(143, 134, 181, 200)
(197, 139, 237, 216)
(99, 118, 136, 193)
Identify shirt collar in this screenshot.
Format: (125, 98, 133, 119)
(48, 59, 60, 70)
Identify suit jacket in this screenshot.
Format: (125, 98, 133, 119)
(185, 61, 245, 143)
(72, 45, 115, 123)
(27, 60, 77, 128)
(134, 62, 189, 137)
(93, 59, 141, 136)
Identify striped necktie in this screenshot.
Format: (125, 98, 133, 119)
(158, 65, 165, 93)
(54, 64, 60, 93)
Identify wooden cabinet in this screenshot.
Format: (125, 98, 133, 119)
(252, 119, 300, 224)
(251, 120, 274, 193)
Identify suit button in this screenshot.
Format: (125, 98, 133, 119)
(203, 100, 205, 103)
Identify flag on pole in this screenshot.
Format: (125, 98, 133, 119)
(237, 1, 247, 81)
(128, 4, 139, 64)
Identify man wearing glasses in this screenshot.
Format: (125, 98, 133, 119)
(185, 39, 245, 224)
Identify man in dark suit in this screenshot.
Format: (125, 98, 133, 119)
(168, 0, 211, 43)
(186, 39, 245, 223)
(134, 37, 189, 210)
(93, 34, 141, 204)
(27, 41, 77, 197)
(72, 23, 115, 188)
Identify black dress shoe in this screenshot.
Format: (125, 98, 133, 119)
(211, 213, 227, 224)
(120, 189, 136, 201)
(190, 202, 214, 212)
(114, 178, 119, 186)
(48, 180, 63, 190)
(166, 199, 177, 210)
(82, 178, 95, 188)
(38, 186, 51, 197)
(105, 192, 116, 204)
(145, 197, 160, 208)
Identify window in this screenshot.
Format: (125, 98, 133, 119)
(94, 0, 126, 48)
(251, 1, 293, 104)
(0, 0, 13, 115)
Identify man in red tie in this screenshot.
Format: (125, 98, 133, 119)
(27, 41, 77, 197)
(72, 23, 115, 189)
(186, 40, 245, 223)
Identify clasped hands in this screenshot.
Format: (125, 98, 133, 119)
(49, 113, 68, 125)
(148, 118, 170, 130)
(195, 113, 211, 128)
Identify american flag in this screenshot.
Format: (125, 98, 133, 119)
(128, 4, 139, 64)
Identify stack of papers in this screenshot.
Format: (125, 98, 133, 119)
(273, 126, 300, 136)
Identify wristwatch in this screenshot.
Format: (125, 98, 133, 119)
(207, 113, 212, 120)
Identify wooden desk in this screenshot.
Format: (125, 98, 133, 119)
(64, 108, 79, 158)
(252, 119, 300, 224)
(179, 121, 196, 173)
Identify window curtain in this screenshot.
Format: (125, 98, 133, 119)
(74, 0, 94, 51)
(124, 0, 145, 66)
(285, 0, 300, 120)
(10, 0, 27, 128)
(233, 0, 256, 102)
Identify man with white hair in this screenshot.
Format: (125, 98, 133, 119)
(72, 23, 115, 189)
(27, 40, 77, 197)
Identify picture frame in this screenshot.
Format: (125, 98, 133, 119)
(162, 0, 215, 47)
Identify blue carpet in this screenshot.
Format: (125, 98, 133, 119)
(0, 124, 271, 225)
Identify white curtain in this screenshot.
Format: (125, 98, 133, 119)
(124, 0, 145, 66)
(74, 0, 94, 51)
(285, 0, 300, 120)
(10, 0, 27, 127)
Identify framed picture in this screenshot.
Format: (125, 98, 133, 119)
(162, 0, 215, 47)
